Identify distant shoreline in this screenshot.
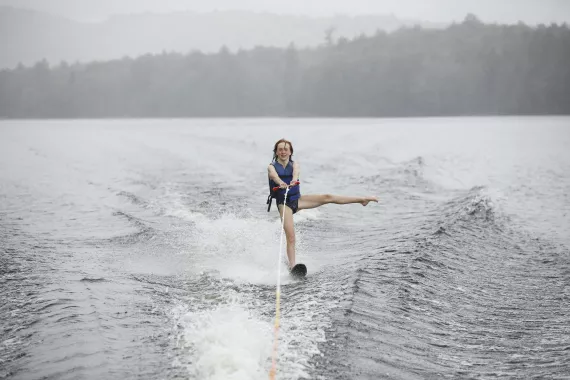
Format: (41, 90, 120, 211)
(2, 115, 569, 122)
(2, 17, 569, 118)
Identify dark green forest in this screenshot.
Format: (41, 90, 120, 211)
(1, 15, 569, 118)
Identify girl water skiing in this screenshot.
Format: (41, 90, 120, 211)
(267, 138, 378, 270)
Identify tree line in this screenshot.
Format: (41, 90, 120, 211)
(1, 15, 569, 118)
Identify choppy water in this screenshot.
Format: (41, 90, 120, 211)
(1, 117, 569, 380)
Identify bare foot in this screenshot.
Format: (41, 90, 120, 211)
(361, 196, 379, 206)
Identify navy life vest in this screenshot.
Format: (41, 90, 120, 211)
(266, 160, 301, 211)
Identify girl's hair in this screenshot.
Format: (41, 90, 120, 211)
(272, 138, 294, 161)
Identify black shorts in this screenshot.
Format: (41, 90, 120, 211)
(276, 198, 299, 214)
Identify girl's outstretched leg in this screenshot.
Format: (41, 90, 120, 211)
(298, 194, 378, 211)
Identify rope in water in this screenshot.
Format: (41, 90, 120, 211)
(269, 187, 289, 380)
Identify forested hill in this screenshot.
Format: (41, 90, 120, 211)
(1, 15, 569, 118)
(0, 6, 438, 70)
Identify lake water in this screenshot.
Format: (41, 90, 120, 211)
(1, 117, 569, 379)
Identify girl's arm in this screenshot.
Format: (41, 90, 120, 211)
(292, 161, 300, 185)
(268, 164, 287, 187)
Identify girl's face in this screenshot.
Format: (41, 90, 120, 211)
(276, 142, 291, 161)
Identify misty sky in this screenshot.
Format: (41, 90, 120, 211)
(1, 0, 569, 24)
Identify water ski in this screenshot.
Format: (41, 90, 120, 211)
(290, 263, 307, 278)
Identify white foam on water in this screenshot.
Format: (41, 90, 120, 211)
(161, 191, 337, 379)
(171, 285, 339, 380)
(294, 208, 320, 222)
(190, 212, 281, 283)
(165, 205, 341, 380)
(172, 296, 272, 380)
(157, 184, 209, 223)
(181, 208, 319, 285)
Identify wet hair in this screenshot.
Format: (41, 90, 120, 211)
(272, 138, 294, 161)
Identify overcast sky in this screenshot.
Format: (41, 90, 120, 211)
(1, 0, 569, 24)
